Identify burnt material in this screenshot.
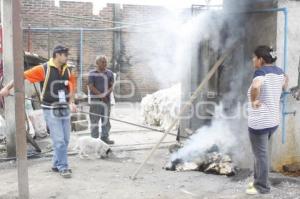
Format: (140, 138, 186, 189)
(165, 158, 183, 171)
(282, 163, 300, 177)
(165, 151, 236, 176)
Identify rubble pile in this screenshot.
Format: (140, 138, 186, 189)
(141, 84, 181, 130)
(165, 144, 236, 176)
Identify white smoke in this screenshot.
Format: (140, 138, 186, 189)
(171, 104, 237, 161)
(127, 9, 226, 88)
(127, 6, 253, 167)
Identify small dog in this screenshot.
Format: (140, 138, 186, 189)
(74, 136, 112, 159)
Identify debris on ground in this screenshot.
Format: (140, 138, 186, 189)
(165, 144, 237, 176)
(282, 162, 300, 177)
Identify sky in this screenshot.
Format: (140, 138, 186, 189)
(55, 0, 223, 14)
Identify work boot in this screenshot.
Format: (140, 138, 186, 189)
(101, 137, 115, 145)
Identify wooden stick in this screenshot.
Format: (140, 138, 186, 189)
(131, 41, 241, 180)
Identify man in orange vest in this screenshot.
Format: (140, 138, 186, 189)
(0, 45, 77, 178)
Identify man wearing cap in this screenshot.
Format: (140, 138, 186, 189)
(0, 45, 77, 178)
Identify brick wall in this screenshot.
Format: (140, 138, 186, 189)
(119, 5, 170, 101)
(20, 0, 170, 101)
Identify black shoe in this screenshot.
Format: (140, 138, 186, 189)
(101, 138, 115, 145)
(60, 169, 72, 178)
(51, 167, 59, 172)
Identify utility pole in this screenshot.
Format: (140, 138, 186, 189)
(1, 0, 29, 198)
(112, 4, 121, 72)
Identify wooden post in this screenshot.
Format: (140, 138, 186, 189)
(1, 0, 29, 198)
(1, 0, 16, 158)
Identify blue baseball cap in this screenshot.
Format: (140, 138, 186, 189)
(53, 45, 70, 55)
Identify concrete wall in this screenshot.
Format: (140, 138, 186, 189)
(271, 0, 300, 171)
(117, 5, 167, 101)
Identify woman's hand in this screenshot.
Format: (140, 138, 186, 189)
(0, 87, 10, 97)
(251, 99, 261, 109)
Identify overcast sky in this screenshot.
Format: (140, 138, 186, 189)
(55, 0, 223, 14)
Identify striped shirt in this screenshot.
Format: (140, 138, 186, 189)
(247, 66, 285, 130)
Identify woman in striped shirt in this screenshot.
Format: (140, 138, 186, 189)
(246, 45, 288, 195)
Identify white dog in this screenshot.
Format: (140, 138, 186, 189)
(74, 136, 112, 159)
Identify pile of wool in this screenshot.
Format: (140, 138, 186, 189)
(141, 84, 181, 131)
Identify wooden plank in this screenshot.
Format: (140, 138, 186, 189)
(2, 0, 29, 198)
(13, 0, 29, 197)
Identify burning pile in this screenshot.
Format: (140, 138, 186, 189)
(164, 109, 239, 176)
(141, 84, 180, 131)
(165, 144, 236, 176)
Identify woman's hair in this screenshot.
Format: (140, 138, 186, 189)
(254, 45, 277, 64)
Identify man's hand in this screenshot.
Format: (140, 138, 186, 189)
(97, 88, 113, 99)
(251, 99, 261, 109)
(0, 87, 10, 97)
(69, 102, 77, 113)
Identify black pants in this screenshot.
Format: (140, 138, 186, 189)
(248, 126, 277, 194)
(89, 101, 111, 139)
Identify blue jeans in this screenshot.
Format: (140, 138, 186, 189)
(43, 108, 70, 171)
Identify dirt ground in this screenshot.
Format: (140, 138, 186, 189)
(0, 103, 300, 199)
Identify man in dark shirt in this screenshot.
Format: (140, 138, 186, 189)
(88, 55, 114, 144)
